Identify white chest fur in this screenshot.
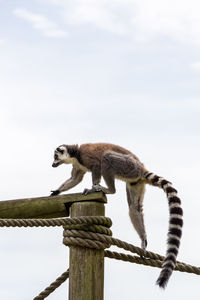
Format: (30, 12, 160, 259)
(70, 158, 90, 172)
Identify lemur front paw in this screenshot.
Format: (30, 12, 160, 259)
(50, 190, 60, 196)
(82, 188, 91, 195)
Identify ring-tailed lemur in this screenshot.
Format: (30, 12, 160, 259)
(51, 143, 183, 288)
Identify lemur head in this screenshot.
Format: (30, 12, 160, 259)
(52, 145, 72, 167)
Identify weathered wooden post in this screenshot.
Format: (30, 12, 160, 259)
(69, 200, 106, 300)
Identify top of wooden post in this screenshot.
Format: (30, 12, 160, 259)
(0, 192, 107, 219)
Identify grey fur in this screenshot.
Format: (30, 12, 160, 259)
(126, 182, 147, 250)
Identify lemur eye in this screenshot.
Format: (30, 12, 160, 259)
(54, 154, 58, 160)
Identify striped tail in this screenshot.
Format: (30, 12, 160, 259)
(144, 171, 183, 289)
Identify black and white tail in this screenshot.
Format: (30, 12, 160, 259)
(144, 171, 183, 289)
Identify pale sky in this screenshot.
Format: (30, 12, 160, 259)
(0, 1, 200, 299)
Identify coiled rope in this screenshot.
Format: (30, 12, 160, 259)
(1, 217, 199, 299)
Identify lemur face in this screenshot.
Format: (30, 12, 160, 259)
(52, 145, 70, 167)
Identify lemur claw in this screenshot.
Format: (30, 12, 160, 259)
(82, 188, 96, 195)
(82, 188, 91, 195)
(50, 190, 60, 196)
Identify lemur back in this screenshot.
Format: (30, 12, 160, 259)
(79, 143, 140, 167)
(51, 143, 183, 288)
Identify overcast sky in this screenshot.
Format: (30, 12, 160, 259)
(0, 0, 200, 299)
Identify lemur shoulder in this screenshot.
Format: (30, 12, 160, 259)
(51, 143, 183, 289)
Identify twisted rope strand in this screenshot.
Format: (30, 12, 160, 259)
(33, 269, 69, 300)
(63, 226, 194, 269)
(0, 216, 198, 272)
(104, 251, 200, 275)
(0, 216, 112, 228)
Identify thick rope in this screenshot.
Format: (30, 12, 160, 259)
(33, 269, 69, 300)
(0, 216, 199, 299)
(104, 251, 200, 275)
(62, 225, 200, 275)
(0, 216, 112, 228)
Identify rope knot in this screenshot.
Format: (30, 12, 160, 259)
(62, 216, 112, 250)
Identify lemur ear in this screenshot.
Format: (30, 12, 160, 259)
(56, 147, 64, 154)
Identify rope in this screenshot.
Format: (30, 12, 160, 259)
(104, 251, 200, 275)
(0, 216, 199, 299)
(0, 216, 112, 228)
(62, 225, 200, 275)
(33, 269, 69, 300)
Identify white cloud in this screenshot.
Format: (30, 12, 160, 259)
(44, 0, 200, 44)
(13, 8, 68, 38)
(63, 0, 129, 35)
(130, 0, 200, 43)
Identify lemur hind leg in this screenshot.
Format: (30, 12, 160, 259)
(126, 182, 147, 250)
(83, 151, 144, 195)
(100, 151, 144, 194)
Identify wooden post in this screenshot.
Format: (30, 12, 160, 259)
(69, 201, 105, 300)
